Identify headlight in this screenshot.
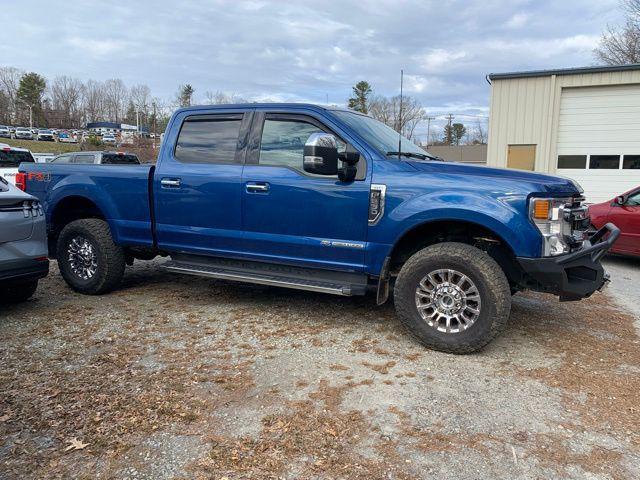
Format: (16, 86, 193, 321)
(529, 197, 573, 256)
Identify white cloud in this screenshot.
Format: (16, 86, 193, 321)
(505, 13, 529, 28)
(415, 49, 468, 71)
(66, 37, 128, 56)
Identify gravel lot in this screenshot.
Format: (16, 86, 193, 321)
(1, 256, 639, 479)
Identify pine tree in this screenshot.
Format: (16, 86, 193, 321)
(347, 81, 372, 113)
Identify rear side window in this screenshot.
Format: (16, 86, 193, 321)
(175, 116, 242, 164)
(53, 154, 73, 163)
(73, 154, 95, 164)
(0, 150, 35, 167)
(102, 154, 139, 164)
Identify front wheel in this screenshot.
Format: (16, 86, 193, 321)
(393, 242, 511, 354)
(57, 218, 126, 295)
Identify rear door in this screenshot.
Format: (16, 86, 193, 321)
(154, 110, 252, 255)
(240, 112, 370, 271)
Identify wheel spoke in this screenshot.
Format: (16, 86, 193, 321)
(415, 268, 482, 334)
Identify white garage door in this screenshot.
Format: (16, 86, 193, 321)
(556, 84, 640, 203)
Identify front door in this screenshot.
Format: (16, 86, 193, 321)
(240, 112, 370, 272)
(608, 189, 640, 255)
(154, 111, 252, 256)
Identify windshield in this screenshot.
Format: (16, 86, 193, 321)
(332, 110, 429, 157)
(0, 150, 35, 167)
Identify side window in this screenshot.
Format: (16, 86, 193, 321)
(53, 154, 72, 164)
(258, 119, 346, 171)
(175, 116, 242, 164)
(627, 191, 640, 206)
(73, 154, 95, 164)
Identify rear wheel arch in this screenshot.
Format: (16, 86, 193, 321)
(49, 196, 109, 256)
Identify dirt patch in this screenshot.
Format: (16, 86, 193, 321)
(1, 260, 639, 479)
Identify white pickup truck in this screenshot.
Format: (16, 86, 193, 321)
(0, 143, 36, 184)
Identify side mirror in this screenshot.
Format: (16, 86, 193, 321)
(303, 133, 338, 175)
(615, 195, 626, 206)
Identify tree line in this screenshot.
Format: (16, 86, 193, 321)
(347, 81, 486, 146)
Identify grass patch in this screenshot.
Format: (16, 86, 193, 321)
(1, 138, 81, 154)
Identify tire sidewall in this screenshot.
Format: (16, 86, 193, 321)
(395, 245, 508, 351)
(57, 222, 110, 293)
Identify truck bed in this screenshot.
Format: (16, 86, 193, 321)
(20, 163, 155, 248)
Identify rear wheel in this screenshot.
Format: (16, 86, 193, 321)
(57, 219, 126, 295)
(0, 280, 38, 304)
(394, 242, 511, 354)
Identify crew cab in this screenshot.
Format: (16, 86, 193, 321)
(19, 104, 619, 353)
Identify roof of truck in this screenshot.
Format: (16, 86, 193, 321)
(174, 103, 353, 114)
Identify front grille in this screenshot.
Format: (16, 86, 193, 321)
(563, 196, 590, 248)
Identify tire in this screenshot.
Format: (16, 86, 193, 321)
(56, 218, 126, 295)
(0, 280, 38, 304)
(394, 242, 511, 354)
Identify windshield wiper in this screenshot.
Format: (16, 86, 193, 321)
(386, 151, 433, 160)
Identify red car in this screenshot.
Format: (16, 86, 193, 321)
(589, 187, 640, 257)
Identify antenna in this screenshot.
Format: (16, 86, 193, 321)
(398, 69, 403, 160)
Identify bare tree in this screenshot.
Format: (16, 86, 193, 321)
(50, 76, 84, 127)
(103, 78, 128, 122)
(369, 94, 426, 140)
(83, 80, 106, 123)
(0, 66, 24, 122)
(204, 90, 247, 104)
(467, 119, 487, 145)
(594, 0, 640, 64)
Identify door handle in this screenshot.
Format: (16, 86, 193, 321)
(246, 182, 270, 193)
(161, 178, 181, 188)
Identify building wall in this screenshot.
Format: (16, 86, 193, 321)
(487, 69, 640, 174)
(427, 145, 487, 164)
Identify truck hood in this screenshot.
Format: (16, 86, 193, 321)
(405, 160, 580, 196)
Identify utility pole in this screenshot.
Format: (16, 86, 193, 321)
(425, 116, 435, 147)
(446, 113, 454, 145)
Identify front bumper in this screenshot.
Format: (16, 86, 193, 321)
(517, 223, 619, 301)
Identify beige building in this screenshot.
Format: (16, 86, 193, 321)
(486, 64, 640, 203)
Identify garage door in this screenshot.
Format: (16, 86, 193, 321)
(556, 84, 640, 203)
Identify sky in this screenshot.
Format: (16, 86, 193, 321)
(1, 0, 625, 140)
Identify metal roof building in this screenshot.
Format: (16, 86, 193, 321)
(486, 64, 640, 203)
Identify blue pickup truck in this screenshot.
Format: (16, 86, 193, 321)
(19, 104, 619, 353)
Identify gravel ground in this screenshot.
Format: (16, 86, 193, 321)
(1, 257, 639, 480)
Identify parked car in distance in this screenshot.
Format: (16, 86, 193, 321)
(0, 175, 49, 303)
(589, 187, 640, 257)
(36, 129, 55, 141)
(0, 143, 36, 184)
(102, 134, 117, 145)
(14, 127, 34, 140)
(20, 103, 621, 354)
(0, 126, 11, 139)
(52, 151, 140, 165)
